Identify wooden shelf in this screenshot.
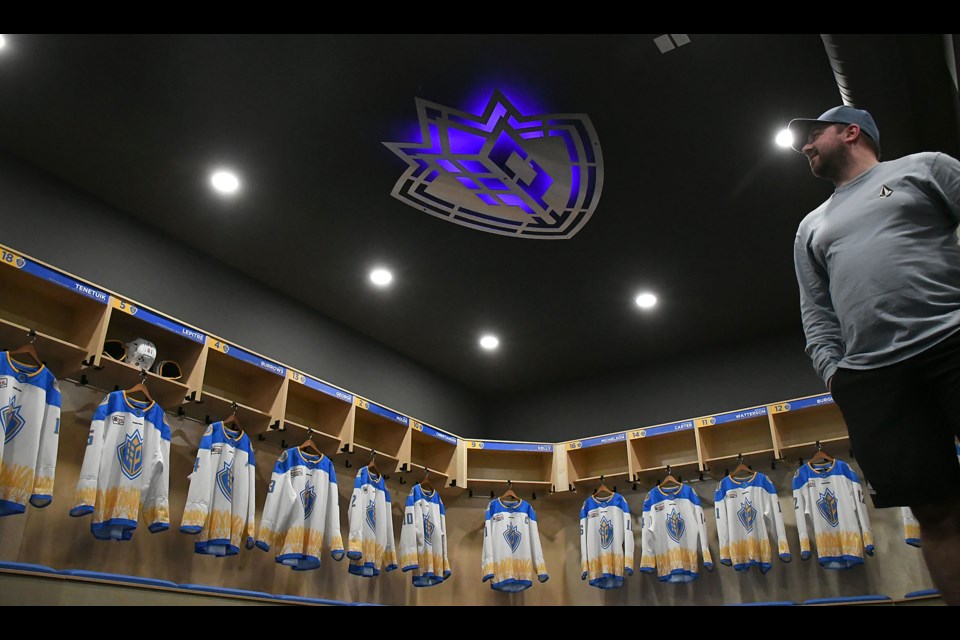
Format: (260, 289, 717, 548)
(704, 448, 777, 464)
(0, 318, 89, 379)
(778, 435, 849, 452)
(284, 374, 353, 444)
(201, 347, 285, 416)
(186, 391, 275, 432)
(566, 437, 629, 486)
(634, 460, 700, 474)
(465, 444, 554, 487)
(256, 418, 344, 456)
(80, 356, 191, 410)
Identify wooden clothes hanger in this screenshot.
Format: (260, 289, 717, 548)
(366, 449, 380, 477)
(808, 441, 834, 466)
(593, 475, 613, 499)
(730, 454, 754, 480)
(222, 402, 242, 430)
(8, 331, 43, 367)
(659, 466, 681, 490)
(298, 428, 322, 457)
(419, 469, 434, 494)
(125, 368, 155, 405)
(500, 480, 520, 503)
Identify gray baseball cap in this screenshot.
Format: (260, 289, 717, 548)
(788, 105, 880, 152)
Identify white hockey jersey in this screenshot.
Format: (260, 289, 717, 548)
(399, 483, 451, 587)
(69, 390, 171, 540)
(792, 458, 874, 569)
(639, 484, 714, 583)
(482, 498, 548, 592)
(0, 352, 61, 516)
(579, 492, 634, 589)
(256, 447, 344, 570)
(347, 466, 397, 577)
(714, 472, 791, 573)
(901, 442, 960, 547)
(180, 421, 257, 556)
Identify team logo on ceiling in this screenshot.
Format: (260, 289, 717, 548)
(384, 90, 603, 239)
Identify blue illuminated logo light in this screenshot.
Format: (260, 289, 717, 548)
(384, 90, 603, 239)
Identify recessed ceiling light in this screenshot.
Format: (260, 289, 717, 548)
(775, 129, 794, 148)
(210, 169, 240, 195)
(369, 268, 393, 287)
(0, 35, 7, 50)
(635, 292, 658, 309)
(479, 335, 499, 351)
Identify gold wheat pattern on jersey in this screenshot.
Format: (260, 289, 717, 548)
(483, 558, 546, 580)
(181, 507, 207, 530)
(141, 503, 169, 526)
(192, 509, 245, 544)
(401, 550, 448, 574)
(585, 555, 632, 579)
(722, 539, 772, 564)
(642, 547, 703, 577)
(808, 530, 868, 557)
(350, 538, 396, 566)
(0, 463, 34, 504)
(904, 523, 921, 541)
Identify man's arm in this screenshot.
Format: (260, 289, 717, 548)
(794, 229, 844, 387)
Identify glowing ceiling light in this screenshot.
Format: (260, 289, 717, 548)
(479, 335, 499, 351)
(210, 169, 240, 195)
(635, 292, 658, 309)
(775, 129, 794, 149)
(369, 268, 393, 287)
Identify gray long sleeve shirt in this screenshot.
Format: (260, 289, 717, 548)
(794, 151, 960, 385)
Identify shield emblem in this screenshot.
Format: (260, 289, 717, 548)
(423, 514, 435, 546)
(117, 431, 143, 480)
(817, 489, 840, 527)
(503, 522, 522, 553)
(599, 515, 614, 550)
(384, 90, 603, 240)
(365, 500, 376, 531)
(300, 484, 316, 518)
(216, 460, 234, 501)
(666, 508, 685, 543)
(1, 396, 26, 445)
(15, 258, 25, 268)
(737, 498, 757, 533)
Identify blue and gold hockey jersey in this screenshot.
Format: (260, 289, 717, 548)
(579, 492, 634, 589)
(792, 458, 874, 569)
(180, 421, 257, 556)
(639, 483, 714, 583)
(482, 498, 548, 592)
(69, 390, 171, 540)
(714, 472, 790, 573)
(399, 483, 451, 587)
(256, 447, 344, 570)
(347, 466, 397, 577)
(0, 352, 61, 516)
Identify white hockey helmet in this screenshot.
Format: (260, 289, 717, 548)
(125, 338, 157, 370)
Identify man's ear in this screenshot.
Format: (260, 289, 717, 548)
(843, 123, 862, 144)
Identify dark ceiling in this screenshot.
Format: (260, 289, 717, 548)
(1, 34, 957, 398)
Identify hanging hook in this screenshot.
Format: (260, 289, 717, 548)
(737, 453, 743, 464)
(816, 440, 822, 452)
(599, 474, 605, 484)
(27, 329, 38, 344)
(139, 368, 149, 383)
(370, 449, 377, 462)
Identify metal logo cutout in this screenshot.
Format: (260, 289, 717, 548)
(384, 90, 603, 239)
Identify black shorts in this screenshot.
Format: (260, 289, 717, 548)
(830, 329, 960, 509)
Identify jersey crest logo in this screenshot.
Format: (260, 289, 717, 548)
(423, 515, 435, 546)
(1, 395, 26, 444)
(666, 508, 686, 543)
(117, 431, 143, 480)
(817, 488, 840, 527)
(300, 484, 316, 518)
(383, 90, 604, 240)
(504, 522, 522, 553)
(366, 500, 376, 531)
(217, 460, 234, 501)
(599, 515, 614, 550)
(737, 498, 757, 533)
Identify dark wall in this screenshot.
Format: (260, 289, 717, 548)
(483, 331, 826, 442)
(0, 150, 484, 437)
